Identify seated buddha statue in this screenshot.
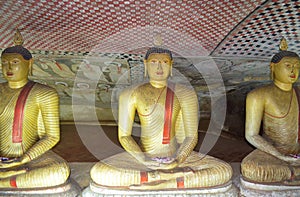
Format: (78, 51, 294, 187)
(90, 46, 233, 190)
(0, 30, 70, 188)
(241, 38, 300, 185)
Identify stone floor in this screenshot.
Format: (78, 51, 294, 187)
(69, 162, 96, 189)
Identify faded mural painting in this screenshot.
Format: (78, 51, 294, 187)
(0, 51, 271, 134)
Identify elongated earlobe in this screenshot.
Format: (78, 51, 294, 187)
(29, 58, 33, 76)
(271, 70, 274, 80)
(170, 65, 173, 77)
(270, 63, 274, 80)
(143, 60, 148, 78)
(144, 65, 147, 78)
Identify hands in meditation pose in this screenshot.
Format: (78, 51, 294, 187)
(241, 38, 300, 185)
(90, 47, 232, 190)
(0, 30, 69, 188)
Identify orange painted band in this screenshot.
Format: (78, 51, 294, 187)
(176, 177, 184, 188)
(162, 82, 175, 144)
(140, 171, 148, 184)
(10, 177, 17, 188)
(12, 81, 35, 143)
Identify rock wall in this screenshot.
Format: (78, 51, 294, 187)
(0, 51, 274, 137)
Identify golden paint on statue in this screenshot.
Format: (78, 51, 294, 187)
(90, 47, 232, 190)
(0, 30, 70, 188)
(241, 38, 300, 184)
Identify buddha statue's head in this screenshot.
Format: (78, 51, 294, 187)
(143, 47, 173, 82)
(270, 38, 300, 84)
(1, 30, 33, 87)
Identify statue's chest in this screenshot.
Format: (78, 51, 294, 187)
(136, 89, 180, 119)
(265, 92, 298, 118)
(136, 87, 167, 115)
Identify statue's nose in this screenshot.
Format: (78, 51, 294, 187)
(8, 63, 13, 70)
(291, 65, 296, 73)
(157, 61, 163, 69)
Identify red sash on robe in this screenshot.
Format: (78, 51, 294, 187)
(12, 81, 35, 143)
(162, 82, 175, 144)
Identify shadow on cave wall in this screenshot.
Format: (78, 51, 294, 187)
(212, 81, 268, 138)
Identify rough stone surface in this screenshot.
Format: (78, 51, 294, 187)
(0, 179, 81, 197)
(240, 177, 300, 197)
(69, 162, 97, 189)
(82, 182, 239, 197)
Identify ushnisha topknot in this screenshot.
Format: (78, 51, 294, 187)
(271, 51, 299, 63)
(2, 46, 32, 60)
(144, 32, 173, 60)
(271, 37, 299, 63)
(144, 47, 173, 60)
(1, 29, 32, 60)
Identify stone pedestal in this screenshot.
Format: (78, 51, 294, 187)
(240, 177, 300, 197)
(82, 181, 238, 197)
(0, 179, 81, 197)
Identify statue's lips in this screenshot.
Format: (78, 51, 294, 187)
(6, 72, 13, 76)
(290, 75, 296, 78)
(156, 72, 163, 75)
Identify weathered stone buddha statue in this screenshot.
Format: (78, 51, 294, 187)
(241, 38, 300, 186)
(89, 46, 233, 191)
(0, 30, 70, 189)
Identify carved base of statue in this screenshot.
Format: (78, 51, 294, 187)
(83, 151, 237, 196)
(240, 176, 300, 197)
(240, 149, 300, 196)
(0, 179, 81, 197)
(82, 180, 238, 197)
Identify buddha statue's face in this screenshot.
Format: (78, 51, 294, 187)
(272, 56, 300, 84)
(144, 53, 173, 82)
(1, 53, 31, 83)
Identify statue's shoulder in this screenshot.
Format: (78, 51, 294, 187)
(31, 82, 58, 96)
(0, 82, 8, 95)
(119, 83, 147, 102)
(247, 84, 273, 101)
(0, 82, 8, 89)
(174, 83, 193, 90)
(123, 83, 149, 94)
(173, 83, 197, 96)
(33, 82, 55, 90)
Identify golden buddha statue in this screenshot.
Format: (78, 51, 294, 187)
(0, 30, 70, 188)
(241, 38, 300, 185)
(90, 46, 233, 190)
